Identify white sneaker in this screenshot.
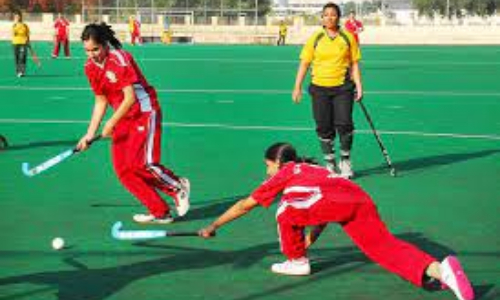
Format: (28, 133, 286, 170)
(440, 256, 474, 300)
(326, 161, 337, 173)
(339, 159, 354, 179)
(133, 213, 174, 224)
(174, 178, 190, 217)
(271, 258, 311, 276)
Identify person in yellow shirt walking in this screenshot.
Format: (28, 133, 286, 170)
(12, 11, 31, 77)
(292, 2, 363, 179)
(277, 21, 287, 46)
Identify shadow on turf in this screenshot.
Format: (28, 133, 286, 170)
(31, 74, 82, 78)
(0, 242, 278, 300)
(177, 195, 246, 222)
(0, 232, 495, 300)
(5, 140, 78, 151)
(90, 195, 244, 221)
(356, 148, 500, 178)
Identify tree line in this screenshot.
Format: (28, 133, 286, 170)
(413, 0, 499, 17)
(1, 0, 271, 15)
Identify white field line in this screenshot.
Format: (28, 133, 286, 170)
(1, 118, 499, 141)
(0, 85, 499, 97)
(0, 55, 498, 66)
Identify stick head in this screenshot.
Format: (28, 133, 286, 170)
(390, 168, 397, 177)
(21, 163, 34, 177)
(111, 221, 123, 238)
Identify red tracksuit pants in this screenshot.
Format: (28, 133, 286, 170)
(131, 31, 142, 45)
(112, 110, 181, 218)
(277, 196, 437, 287)
(52, 36, 70, 57)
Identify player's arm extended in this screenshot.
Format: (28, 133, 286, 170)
(102, 85, 135, 137)
(305, 223, 328, 248)
(199, 197, 259, 238)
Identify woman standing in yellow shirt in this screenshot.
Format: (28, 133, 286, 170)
(292, 2, 363, 179)
(12, 11, 30, 77)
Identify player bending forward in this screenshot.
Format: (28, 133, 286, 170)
(77, 23, 190, 224)
(200, 142, 474, 300)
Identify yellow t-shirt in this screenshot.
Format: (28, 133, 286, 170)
(12, 22, 30, 45)
(279, 24, 287, 36)
(300, 28, 361, 87)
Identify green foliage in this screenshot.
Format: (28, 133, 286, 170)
(412, 0, 499, 17)
(2, 0, 271, 15)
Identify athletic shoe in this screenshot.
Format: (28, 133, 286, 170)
(271, 258, 311, 276)
(174, 178, 190, 217)
(326, 162, 337, 173)
(324, 154, 337, 174)
(339, 158, 354, 179)
(440, 256, 475, 300)
(133, 213, 174, 224)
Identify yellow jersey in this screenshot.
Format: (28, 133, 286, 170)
(129, 19, 134, 32)
(300, 28, 361, 87)
(12, 22, 30, 45)
(279, 24, 287, 36)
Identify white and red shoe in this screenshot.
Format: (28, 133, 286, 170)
(440, 256, 475, 300)
(133, 213, 174, 224)
(174, 178, 190, 217)
(271, 257, 311, 276)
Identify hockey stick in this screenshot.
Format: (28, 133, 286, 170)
(21, 135, 102, 177)
(28, 44, 41, 67)
(358, 102, 397, 177)
(111, 221, 205, 240)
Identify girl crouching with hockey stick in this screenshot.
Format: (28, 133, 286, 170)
(200, 142, 474, 300)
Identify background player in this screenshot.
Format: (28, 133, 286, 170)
(77, 23, 190, 224)
(52, 13, 70, 58)
(277, 20, 287, 46)
(344, 11, 364, 44)
(12, 10, 30, 77)
(129, 15, 142, 45)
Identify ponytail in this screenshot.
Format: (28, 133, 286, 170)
(265, 143, 317, 165)
(81, 22, 122, 49)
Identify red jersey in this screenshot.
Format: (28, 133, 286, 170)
(251, 162, 370, 211)
(133, 20, 141, 34)
(84, 49, 159, 119)
(344, 19, 363, 42)
(54, 18, 69, 38)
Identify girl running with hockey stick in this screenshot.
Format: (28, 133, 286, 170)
(200, 142, 474, 300)
(77, 23, 190, 224)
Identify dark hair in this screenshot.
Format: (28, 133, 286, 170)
(265, 143, 317, 165)
(322, 2, 342, 19)
(81, 22, 122, 49)
(13, 10, 22, 20)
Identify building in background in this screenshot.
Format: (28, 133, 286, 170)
(271, 0, 416, 26)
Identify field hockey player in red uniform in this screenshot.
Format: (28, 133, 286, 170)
(200, 142, 474, 300)
(77, 23, 190, 224)
(52, 13, 70, 58)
